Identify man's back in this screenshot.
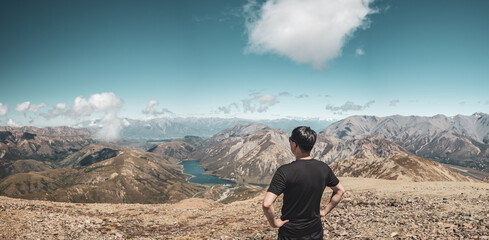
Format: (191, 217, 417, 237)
(262, 126, 344, 240)
(268, 159, 339, 237)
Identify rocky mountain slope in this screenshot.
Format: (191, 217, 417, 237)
(146, 136, 205, 162)
(0, 145, 203, 203)
(201, 123, 271, 147)
(321, 113, 489, 172)
(312, 135, 411, 164)
(191, 128, 293, 184)
(1, 177, 488, 239)
(331, 155, 472, 182)
(0, 126, 95, 180)
(0, 126, 94, 163)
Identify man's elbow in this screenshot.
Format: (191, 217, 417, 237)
(334, 184, 346, 198)
(337, 188, 346, 198)
(262, 201, 272, 209)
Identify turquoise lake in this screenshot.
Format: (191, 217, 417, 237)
(179, 160, 235, 185)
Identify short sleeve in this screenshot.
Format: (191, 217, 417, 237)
(325, 165, 340, 187)
(267, 167, 286, 196)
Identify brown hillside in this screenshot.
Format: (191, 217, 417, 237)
(0, 148, 204, 203)
(0, 127, 94, 170)
(148, 141, 196, 162)
(332, 155, 474, 182)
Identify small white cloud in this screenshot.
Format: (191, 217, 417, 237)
(7, 119, 19, 127)
(56, 103, 66, 109)
(14, 101, 46, 113)
(245, 0, 375, 69)
(219, 93, 280, 114)
(15, 101, 30, 112)
(356, 48, 365, 56)
(243, 94, 279, 113)
(389, 99, 400, 107)
(41, 103, 67, 120)
(122, 118, 131, 127)
(0, 103, 8, 116)
(28, 103, 46, 112)
(142, 100, 172, 116)
(218, 102, 240, 114)
(364, 100, 375, 108)
(326, 100, 375, 114)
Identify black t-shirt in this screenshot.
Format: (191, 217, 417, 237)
(267, 159, 339, 237)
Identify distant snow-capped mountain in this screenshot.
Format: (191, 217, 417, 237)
(75, 117, 333, 140)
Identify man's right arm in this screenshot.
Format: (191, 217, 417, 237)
(320, 182, 345, 217)
(263, 192, 289, 228)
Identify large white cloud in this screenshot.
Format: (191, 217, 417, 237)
(245, 0, 375, 69)
(41, 92, 123, 141)
(0, 103, 7, 116)
(67, 92, 122, 118)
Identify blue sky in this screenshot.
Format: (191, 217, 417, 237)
(1, 0, 489, 127)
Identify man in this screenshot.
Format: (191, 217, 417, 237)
(263, 126, 345, 240)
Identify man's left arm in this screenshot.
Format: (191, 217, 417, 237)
(263, 192, 289, 228)
(320, 182, 345, 217)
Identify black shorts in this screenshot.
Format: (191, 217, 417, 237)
(277, 229, 323, 240)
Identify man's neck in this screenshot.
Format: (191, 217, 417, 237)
(295, 153, 312, 160)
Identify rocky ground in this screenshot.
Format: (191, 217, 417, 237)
(1, 177, 489, 239)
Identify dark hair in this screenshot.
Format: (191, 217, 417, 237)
(290, 126, 317, 152)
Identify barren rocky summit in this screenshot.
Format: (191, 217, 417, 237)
(1, 177, 488, 239)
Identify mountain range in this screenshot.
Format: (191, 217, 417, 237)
(321, 113, 489, 172)
(1, 113, 488, 203)
(187, 123, 475, 184)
